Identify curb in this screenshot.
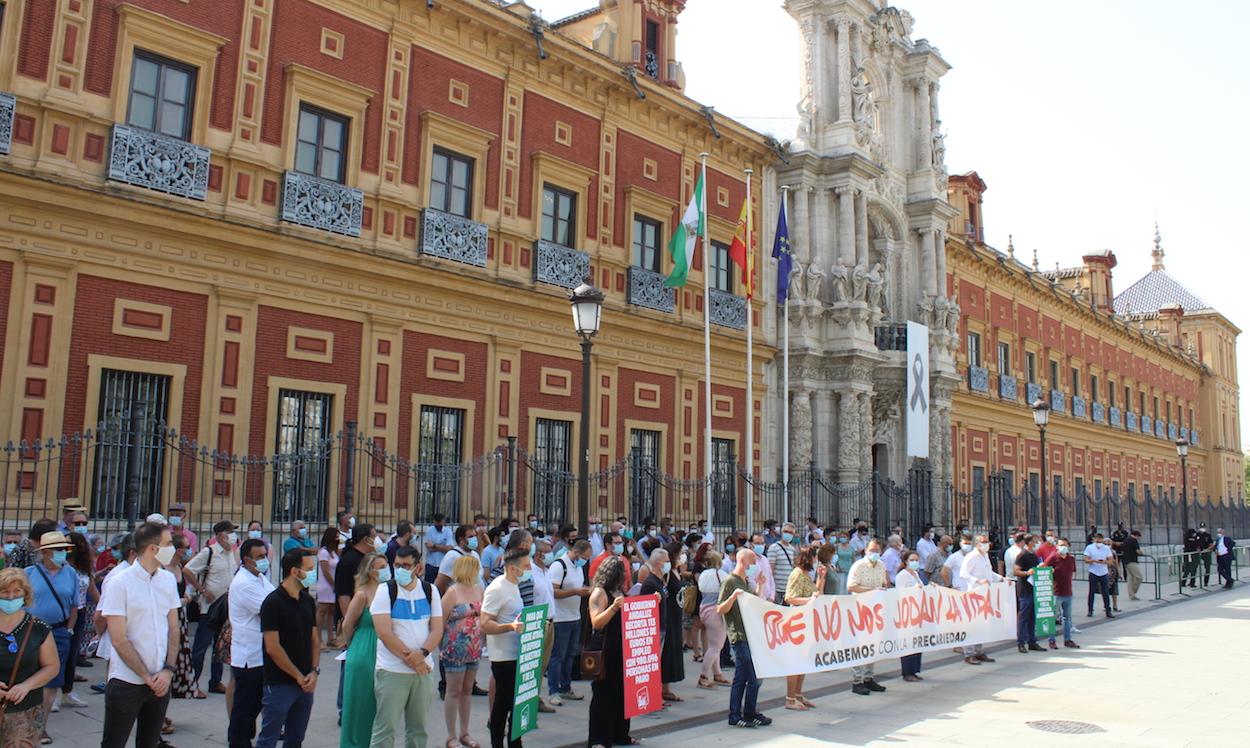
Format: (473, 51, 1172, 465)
(549, 581, 1242, 747)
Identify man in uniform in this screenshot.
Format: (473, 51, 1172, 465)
(1182, 526, 1201, 588)
(1194, 524, 1215, 587)
(1110, 522, 1129, 576)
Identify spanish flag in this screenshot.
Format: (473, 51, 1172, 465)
(728, 200, 754, 299)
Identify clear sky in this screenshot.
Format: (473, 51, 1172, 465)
(530, 0, 1250, 449)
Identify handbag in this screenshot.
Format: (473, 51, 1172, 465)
(0, 616, 35, 722)
(579, 627, 606, 682)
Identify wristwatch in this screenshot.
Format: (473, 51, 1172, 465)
(161, 663, 175, 674)
(419, 647, 430, 658)
(313, 667, 321, 675)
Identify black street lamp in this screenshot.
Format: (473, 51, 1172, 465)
(570, 282, 604, 538)
(1032, 399, 1051, 534)
(1176, 437, 1190, 535)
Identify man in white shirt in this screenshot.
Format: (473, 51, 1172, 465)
(184, 519, 239, 696)
(530, 537, 557, 714)
(99, 522, 180, 748)
(1083, 532, 1114, 618)
(335, 510, 355, 548)
(371, 546, 444, 747)
(423, 513, 454, 584)
(586, 516, 605, 557)
(881, 535, 904, 584)
(849, 521, 871, 558)
(766, 524, 797, 604)
(1002, 532, 1026, 576)
(434, 524, 482, 594)
(847, 539, 889, 695)
(959, 534, 1003, 665)
(916, 525, 938, 565)
(942, 534, 973, 590)
(548, 539, 590, 704)
(481, 547, 530, 748)
(227, 538, 275, 748)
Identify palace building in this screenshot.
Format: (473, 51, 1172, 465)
(0, 0, 774, 527)
(945, 174, 1242, 505)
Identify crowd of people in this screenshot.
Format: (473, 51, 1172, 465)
(0, 499, 1239, 748)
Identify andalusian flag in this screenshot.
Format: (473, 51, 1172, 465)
(728, 200, 754, 299)
(664, 172, 705, 288)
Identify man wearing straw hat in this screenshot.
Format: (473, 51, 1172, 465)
(55, 500, 86, 535)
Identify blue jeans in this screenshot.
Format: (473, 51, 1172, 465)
(1049, 595, 1073, 643)
(547, 620, 581, 696)
(1088, 574, 1110, 614)
(228, 666, 264, 748)
(728, 641, 761, 724)
(1016, 594, 1037, 645)
(191, 622, 223, 688)
(255, 683, 314, 748)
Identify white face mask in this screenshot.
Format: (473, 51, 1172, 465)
(977, 542, 990, 553)
(226, 532, 238, 547)
(155, 545, 176, 566)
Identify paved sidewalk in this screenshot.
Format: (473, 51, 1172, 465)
(38, 577, 1242, 748)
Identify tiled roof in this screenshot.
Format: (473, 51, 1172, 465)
(552, 6, 600, 27)
(1113, 269, 1212, 316)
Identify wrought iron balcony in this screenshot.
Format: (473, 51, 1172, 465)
(1050, 389, 1065, 413)
(1141, 415, 1153, 434)
(533, 239, 589, 289)
(1025, 382, 1043, 406)
(420, 208, 487, 267)
(1109, 406, 1122, 428)
(968, 366, 989, 393)
(107, 124, 210, 200)
(627, 266, 674, 313)
(281, 170, 363, 237)
(1155, 420, 1166, 438)
(874, 324, 907, 351)
(0, 92, 14, 155)
(1091, 401, 1105, 424)
(709, 288, 747, 330)
(1125, 411, 1138, 431)
(1072, 395, 1087, 419)
(999, 375, 1017, 401)
(1168, 423, 1178, 441)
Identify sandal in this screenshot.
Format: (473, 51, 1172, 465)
(697, 677, 716, 689)
(799, 695, 816, 708)
(192, 689, 207, 700)
(785, 697, 808, 711)
(713, 676, 731, 686)
(458, 736, 481, 748)
(446, 739, 460, 748)
(662, 692, 683, 702)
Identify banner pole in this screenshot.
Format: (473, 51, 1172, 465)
(781, 186, 791, 528)
(701, 153, 713, 529)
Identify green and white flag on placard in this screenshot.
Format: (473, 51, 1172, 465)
(664, 172, 705, 288)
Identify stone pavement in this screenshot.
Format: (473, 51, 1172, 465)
(39, 577, 1244, 748)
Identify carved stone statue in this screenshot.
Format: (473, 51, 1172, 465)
(945, 298, 961, 336)
(931, 120, 946, 169)
(788, 261, 806, 302)
(791, 390, 813, 468)
(805, 262, 826, 303)
(850, 66, 873, 125)
(865, 261, 885, 310)
(931, 295, 949, 331)
(829, 263, 850, 303)
(851, 264, 870, 302)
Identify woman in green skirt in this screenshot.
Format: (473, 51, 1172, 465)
(338, 552, 389, 748)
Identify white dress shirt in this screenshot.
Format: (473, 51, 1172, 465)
(228, 566, 275, 668)
(916, 537, 938, 564)
(943, 550, 967, 591)
(98, 563, 180, 686)
(895, 568, 923, 589)
(588, 531, 605, 558)
(959, 551, 1003, 587)
(882, 547, 903, 583)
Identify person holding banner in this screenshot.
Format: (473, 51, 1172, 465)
(1012, 535, 1044, 654)
(716, 548, 770, 729)
(846, 539, 890, 695)
(586, 556, 636, 748)
(958, 534, 1003, 666)
(895, 550, 926, 682)
(782, 547, 824, 709)
(481, 547, 530, 748)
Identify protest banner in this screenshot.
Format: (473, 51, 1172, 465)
(737, 582, 1017, 678)
(1033, 566, 1056, 639)
(621, 594, 662, 718)
(511, 603, 549, 740)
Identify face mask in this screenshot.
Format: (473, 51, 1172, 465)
(838, 538, 849, 545)
(960, 543, 972, 553)
(348, 517, 356, 527)
(51, 550, 68, 566)
(297, 527, 308, 538)
(394, 567, 414, 586)
(255, 558, 270, 575)
(1058, 546, 1070, 556)
(622, 529, 635, 540)
(752, 544, 765, 556)
(0, 595, 24, 615)
(725, 544, 736, 554)
(907, 560, 921, 571)
(226, 533, 239, 547)
(299, 568, 318, 589)
(376, 566, 392, 583)
(183, 548, 193, 560)
(249, 530, 263, 540)
(519, 569, 533, 583)
(977, 543, 990, 553)
(2, 543, 15, 555)
(631, 562, 641, 572)
(169, 516, 183, 527)
(74, 525, 89, 535)
(543, 552, 555, 565)
(590, 524, 601, 532)
(867, 552, 881, 563)
(374, 539, 385, 553)
(613, 543, 624, 555)
(574, 557, 587, 568)
(661, 562, 672, 575)
(529, 521, 540, 529)
(783, 532, 796, 543)
(467, 537, 479, 551)
(154, 545, 175, 565)
(746, 564, 759, 579)
(111, 549, 122, 560)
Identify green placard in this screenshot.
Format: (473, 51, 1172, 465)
(511, 603, 549, 740)
(1034, 565, 1056, 639)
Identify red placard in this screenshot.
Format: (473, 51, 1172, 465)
(621, 594, 662, 719)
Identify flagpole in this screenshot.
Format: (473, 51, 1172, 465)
(700, 152, 713, 530)
(781, 185, 791, 528)
(744, 167, 754, 537)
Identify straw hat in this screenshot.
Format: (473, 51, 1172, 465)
(38, 531, 73, 550)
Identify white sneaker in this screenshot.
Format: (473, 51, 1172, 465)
(50, 694, 60, 712)
(1071, 625, 1083, 634)
(549, 694, 564, 706)
(63, 693, 89, 708)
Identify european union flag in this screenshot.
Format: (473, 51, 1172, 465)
(772, 199, 792, 305)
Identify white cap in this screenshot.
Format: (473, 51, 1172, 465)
(146, 513, 168, 526)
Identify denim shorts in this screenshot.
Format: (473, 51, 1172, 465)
(441, 660, 480, 674)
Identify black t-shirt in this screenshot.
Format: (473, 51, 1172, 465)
(1184, 531, 1201, 553)
(1111, 529, 1128, 555)
(333, 546, 365, 601)
(259, 587, 316, 686)
(0, 614, 51, 712)
(1121, 536, 1141, 564)
(1015, 551, 1039, 596)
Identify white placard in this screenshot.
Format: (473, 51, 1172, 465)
(906, 321, 930, 458)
